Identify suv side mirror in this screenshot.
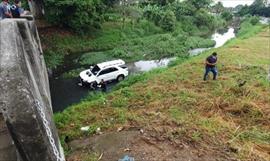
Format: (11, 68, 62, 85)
(90, 66, 93, 70)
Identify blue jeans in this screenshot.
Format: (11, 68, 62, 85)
(204, 66, 218, 80)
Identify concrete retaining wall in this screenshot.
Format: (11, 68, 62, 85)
(0, 19, 65, 161)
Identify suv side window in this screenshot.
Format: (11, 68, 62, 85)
(98, 68, 111, 76)
(110, 67, 118, 72)
(98, 67, 118, 76)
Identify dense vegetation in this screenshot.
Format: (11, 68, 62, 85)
(54, 21, 269, 160)
(238, 0, 270, 17)
(41, 0, 231, 71)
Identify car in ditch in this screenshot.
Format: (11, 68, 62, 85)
(79, 59, 129, 88)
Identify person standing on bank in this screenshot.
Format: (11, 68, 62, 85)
(204, 52, 218, 81)
(0, 0, 12, 19)
(98, 79, 107, 92)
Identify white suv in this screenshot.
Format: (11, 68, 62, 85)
(79, 59, 129, 87)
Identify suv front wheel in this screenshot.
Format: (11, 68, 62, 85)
(117, 75, 125, 82)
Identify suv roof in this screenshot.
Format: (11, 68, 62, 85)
(97, 59, 125, 69)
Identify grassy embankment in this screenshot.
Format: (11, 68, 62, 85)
(54, 20, 270, 160)
(40, 19, 216, 77)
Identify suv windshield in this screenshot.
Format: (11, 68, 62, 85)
(91, 65, 101, 75)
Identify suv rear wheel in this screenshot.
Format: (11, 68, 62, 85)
(117, 75, 125, 82)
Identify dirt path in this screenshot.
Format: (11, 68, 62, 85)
(66, 129, 236, 161)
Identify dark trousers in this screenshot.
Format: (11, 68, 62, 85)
(204, 66, 218, 80)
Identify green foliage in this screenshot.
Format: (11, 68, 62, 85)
(250, 16, 260, 25)
(212, 2, 224, 14)
(167, 56, 188, 67)
(238, 0, 270, 17)
(160, 10, 176, 31)
(44, 51, 64, 69)
(185, 36, 216, 49)
(61, 68, 85, 79)
(143, 5, 163, 26)
(43, 20, 163, 68)
(43, 0, 228, 69)
(45, 0, 105, 33)
(79, 51, 114, 66)
(194, 9, 215, 30)
(189, 0, 212, 10)
(148, 0, 176, 6)
(237, 16, 263, 39)
(221, 11, 233, 22)
(174, 2, 196, 18)
(239, 128, 270, 144)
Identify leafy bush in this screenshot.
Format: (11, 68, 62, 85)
(45, 0, 105, 33)
(174, 1, 196, 19)
(160, 10, 176, 31)
(221, 11, 233, 22)
(143, 5, 163, 26)
(250, 16, 260, 25)
(194, 9, 215, 30)
(111, 48, 131, 59)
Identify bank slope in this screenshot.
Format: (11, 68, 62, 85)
(55, 27, 270, 161)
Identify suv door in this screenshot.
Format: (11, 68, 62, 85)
(98, 67, 119, 82)
(97, 68, 111, 82)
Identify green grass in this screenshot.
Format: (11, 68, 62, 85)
(237, 16, 265, 39)
(54, 22, 270, 160)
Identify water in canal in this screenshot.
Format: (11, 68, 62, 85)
(50, 27, 236, 112)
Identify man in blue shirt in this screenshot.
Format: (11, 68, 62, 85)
(203, 52, 218, 81)
(0, 0, 12, 19)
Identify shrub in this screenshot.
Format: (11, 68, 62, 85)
(174, 1, 196, 20)
(111, 48, 131, 59)
(194, 9, 215, 30)
(250, 16, 260, 25)
(221, 11, 233, 22)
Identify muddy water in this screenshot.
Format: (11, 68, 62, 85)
(189, 27, 235, 56)
(260, 17, 270, 25)
(127, 58, 176, 73)
(50, 28, 236, 112)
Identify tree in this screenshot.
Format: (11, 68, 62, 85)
(148, 0, 176, 6)
(45, 0, 105, 33)
(102, 0, 119, 7)
(249, 0, 265, 15)
(238, 0, 270, 17)
(238, 5, 250, 16)
(213, 2, 224, 14)
(189, 0, 212, 10)
(174, 1, 196, 19)
(221, 11, 233, 21)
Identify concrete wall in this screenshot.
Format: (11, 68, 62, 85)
(0, 114, 18, 161)
(0, 19, 65, 161)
